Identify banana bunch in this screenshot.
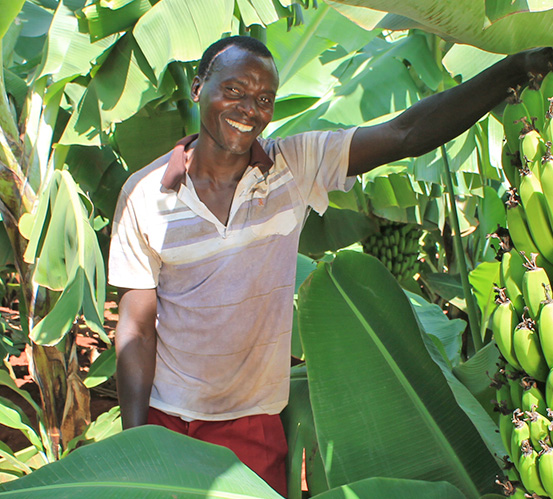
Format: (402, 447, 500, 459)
(491, 72, 553, 497)
(503, 72, 553, 275)
(362, 220, 421, 282)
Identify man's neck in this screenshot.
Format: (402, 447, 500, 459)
(188, 134, 252, 186)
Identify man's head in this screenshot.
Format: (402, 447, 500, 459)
(191, 37, 279, 156)
(197, 36, 277, 82)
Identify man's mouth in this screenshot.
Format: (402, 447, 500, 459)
(226, 118, 254, 133)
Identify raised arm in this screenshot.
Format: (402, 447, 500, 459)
(348, 47, 553, 176)
(115, 288, 157, 429)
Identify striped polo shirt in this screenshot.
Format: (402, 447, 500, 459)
(108, 127, 357, 421)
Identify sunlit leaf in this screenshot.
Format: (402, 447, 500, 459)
(1, 426, 284, 497)
(0, 0, 26, 40)
(329, 0, 553, 53)
(80, 0, 151, 41)
(133, 0, 234, 80)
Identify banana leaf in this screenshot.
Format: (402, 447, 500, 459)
(0, 0, 26, 40)
(297, 251, 500, 497)
(133, 0, 234, 81)
(0, 426, 284, 498)
(328, 0, 553, 53)
(314, 476, 465, 498)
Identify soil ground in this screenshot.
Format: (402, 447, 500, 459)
(0, 302, 119, 453)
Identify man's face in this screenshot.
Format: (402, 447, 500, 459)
(191, 46, 279, 156)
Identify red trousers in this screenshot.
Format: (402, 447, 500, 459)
(147, 407, 288, 497)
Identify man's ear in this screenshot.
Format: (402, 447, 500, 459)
(191, 76, 202, 103)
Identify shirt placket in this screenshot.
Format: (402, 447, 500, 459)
(176, 168, 269, 238)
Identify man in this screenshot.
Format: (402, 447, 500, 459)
(108, 35, 553, 496)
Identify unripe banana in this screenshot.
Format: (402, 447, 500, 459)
(495, 370, 514, 411)
(521, 377, 548, 416)
(520, 84, 546, 134)
(524, 408, 551, 449)
(498, 410, 514, 458)
(538, 440, 553, 498)
(500, 249, 526, 317)
(522, 254, 552, 319)
(538, 142, 553, 227)
(503, 92, 531, 154)
(518, 170, 553, 264)
(537, 292, 553, 369)
(520, 129, 546, 168)
(511, 409, 531, 464)
(506, 365, 525, 409)
(492, 288, 522, 369)
(506, 194, 541, 261)
(545, 368, 553, 408)
(518, 439, 548, 497)
(502, 143, 522, 188)
(514, 315, 549, 382)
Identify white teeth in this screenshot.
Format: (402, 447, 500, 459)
(226, 119, 253, 133)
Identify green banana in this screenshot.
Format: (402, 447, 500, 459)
(538, 142, 553, 227)
(502, 143, 522, 188)
(499, 410, 514, 458)
(514, 315, 549, 382)
(522, 253, 552, 319)
(518, 439, 548, 497)
(492, 288, 522, 369)
(495, 369, 514, 411)
(521, 377, 547, 416)
(521, 84, 546, 135)
(537, 291, 553, 369)
(503, 91, 531, 154)
(511, 408, 531, 465)
(546, 368, 553, 408)
(525, 408, 551, 448)
(538, 441, 553, 498)
(506, 195, 542, 262)
(507, 365, 525, 409)
(520, 130, 546, 168)
(518, 169, 553, 264)
(500, 249, 526, 317)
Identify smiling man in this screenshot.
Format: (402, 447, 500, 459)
(108, 36, 553, 496)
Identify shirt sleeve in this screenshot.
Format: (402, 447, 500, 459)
(108, 187, 161, 289)
(268, 127, 358, 215)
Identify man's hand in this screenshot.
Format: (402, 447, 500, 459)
(116, 288, 157, 429)
(509, 47, 553, 80)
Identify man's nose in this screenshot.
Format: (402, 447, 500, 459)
(237, 96, 257, 117)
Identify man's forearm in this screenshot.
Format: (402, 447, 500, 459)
(116, 329, 157, 429)
(393, 48, 553, 159)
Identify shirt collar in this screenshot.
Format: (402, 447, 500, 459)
(161, 133, 274, 191)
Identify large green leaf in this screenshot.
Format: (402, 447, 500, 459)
(133, 0, 234, 81)
(298, 207, 373, 256)
(328, 0, 553, 53)
(0, 0, 26, 40)
(297, 251, 499, 497)
(0, 426, 283, 497)
(79, 0, 152, 42)
(23, 170, 108, 345)
(314, 476, 465, 498)
(38, 1, 117, 84)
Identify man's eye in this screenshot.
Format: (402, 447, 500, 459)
(227, 87, 240, 95)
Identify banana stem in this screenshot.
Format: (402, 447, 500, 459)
(440, 144, 483, 351)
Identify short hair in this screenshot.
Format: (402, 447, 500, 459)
(197, 36, 275, 80)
